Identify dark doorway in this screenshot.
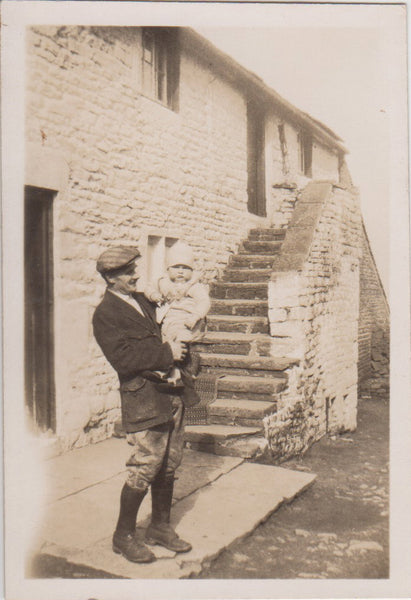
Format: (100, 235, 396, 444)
(24, 185, 56, 432)
(247, 101, 266, 217)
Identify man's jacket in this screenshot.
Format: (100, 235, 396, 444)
(92, 290, 199, 433)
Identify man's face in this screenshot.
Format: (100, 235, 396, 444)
(168, 264, 193, 283)
(107, 259, 141, 295)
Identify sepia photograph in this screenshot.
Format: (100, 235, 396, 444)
(1, 1, 410, 599)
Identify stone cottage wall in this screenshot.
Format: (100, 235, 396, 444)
(358, 226, 389, 401)
(25, 25, 345, 449)
(26, 25, 258, 448)
(264, 116, 340, 230)
(264, 182, 362, 458)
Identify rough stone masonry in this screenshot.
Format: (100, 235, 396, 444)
(24, 25, 376, 456)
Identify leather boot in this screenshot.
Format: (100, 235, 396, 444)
(145, 472, 192, 553)
(113, 484, 156, 563)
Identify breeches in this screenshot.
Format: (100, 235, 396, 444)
(125, 397, 185, 491)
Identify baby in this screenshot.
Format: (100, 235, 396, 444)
(145, 241, 211, 386)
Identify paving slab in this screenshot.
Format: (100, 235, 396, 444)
(33, 442, 243, 555)
(35, 452, 315, 579)
(43, 437, 131, 503)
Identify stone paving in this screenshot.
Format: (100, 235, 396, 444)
(29, 442, 315, 579)
(196, 398, 389, 579)
(30, 398, 388, 580)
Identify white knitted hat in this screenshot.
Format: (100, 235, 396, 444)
(166, 241, 194, 269)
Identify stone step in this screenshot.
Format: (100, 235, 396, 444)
(217, 374, 285, 395)
(240, 240, 282, 254)
(247, 233, 285, 241)
(184, 424, 265, 458)
(206, 314, 269, 334)
(222, 268, 272, 282)
(210, 298, 268, 317)
(198, 352, 298, 372)
(211, 281, 268, 300)
(229, 254, 276, 268)
(209, 399, 277, 427)
(195, 331, 300, 359)
(194, 331, 267, 356)
(248, 228, 286, 241)
(201, 365, 289, 379)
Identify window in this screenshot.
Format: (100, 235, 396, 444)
(141, 27, 180, 110)
(298, 131, 313, 177)
(278, 122, 289, 176)
(146, 235, 179, 284)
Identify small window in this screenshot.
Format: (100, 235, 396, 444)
(298, 131, 313, 177)
(141, 27, 179, 110)
(278, 122, 289, 176)
(146, 235, 179, 283)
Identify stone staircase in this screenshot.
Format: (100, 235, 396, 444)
(185, 227, 300, 458)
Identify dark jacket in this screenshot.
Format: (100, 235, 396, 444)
(92, 290, 199, 432)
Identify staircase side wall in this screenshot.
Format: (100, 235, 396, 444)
(265, 183, 362, 458)
(358, 226, 390, 401)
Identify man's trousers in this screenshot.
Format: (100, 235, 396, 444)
(125, 397, 185, 491)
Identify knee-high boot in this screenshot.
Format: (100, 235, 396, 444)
(145, 472, 192, 553)
(112, 484, 156, 563)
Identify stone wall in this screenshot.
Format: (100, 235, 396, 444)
(358, 225, 389, 401)
(25, 25, 344, 449)
(26, 25, 255, 448)
(264, 182, 362, 458)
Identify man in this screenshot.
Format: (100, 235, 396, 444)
(92, 245, 200, 564)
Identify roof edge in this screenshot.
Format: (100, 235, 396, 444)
(182, 28, 348, 155)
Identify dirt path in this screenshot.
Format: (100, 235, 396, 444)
(194, 398, 389, 579)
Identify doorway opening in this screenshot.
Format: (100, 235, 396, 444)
(247, 101, 266, 217)
(24, 185, 56, 432)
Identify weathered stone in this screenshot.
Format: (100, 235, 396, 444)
(241, 240, 282, 254)
(222, 268, 272, 282)
(210, 299, 268, 317)
(271, 253, 307, 272)
(268, 308, 288, 323)
(206, 315, 269, 335)
(198, 353, 298, 371)
(195, 340, 251, 356)
(229, 254, 275, 269)
(248, 228, 286, 240)
(217, 375, 285, 395)
(217, 282, 268, 300)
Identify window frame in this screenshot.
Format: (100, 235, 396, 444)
(141, 27, 180, 111)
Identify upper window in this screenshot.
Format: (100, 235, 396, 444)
(298, 131, 313, 177)
(141, 27, 180, 111)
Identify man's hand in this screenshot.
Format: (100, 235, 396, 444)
(169, 340, 187, 361)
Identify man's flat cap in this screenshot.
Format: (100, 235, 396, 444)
(96, 246, 141, 274)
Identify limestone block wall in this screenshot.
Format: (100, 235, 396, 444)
(358, 226, 389, 400)
(264, 182, 362, 458)
(26, 25, 260, 448)
(25, 25, 346, 449)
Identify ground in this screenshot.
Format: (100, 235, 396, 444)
(31, 398, 388, 579)
(195, 398, 389, 579)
